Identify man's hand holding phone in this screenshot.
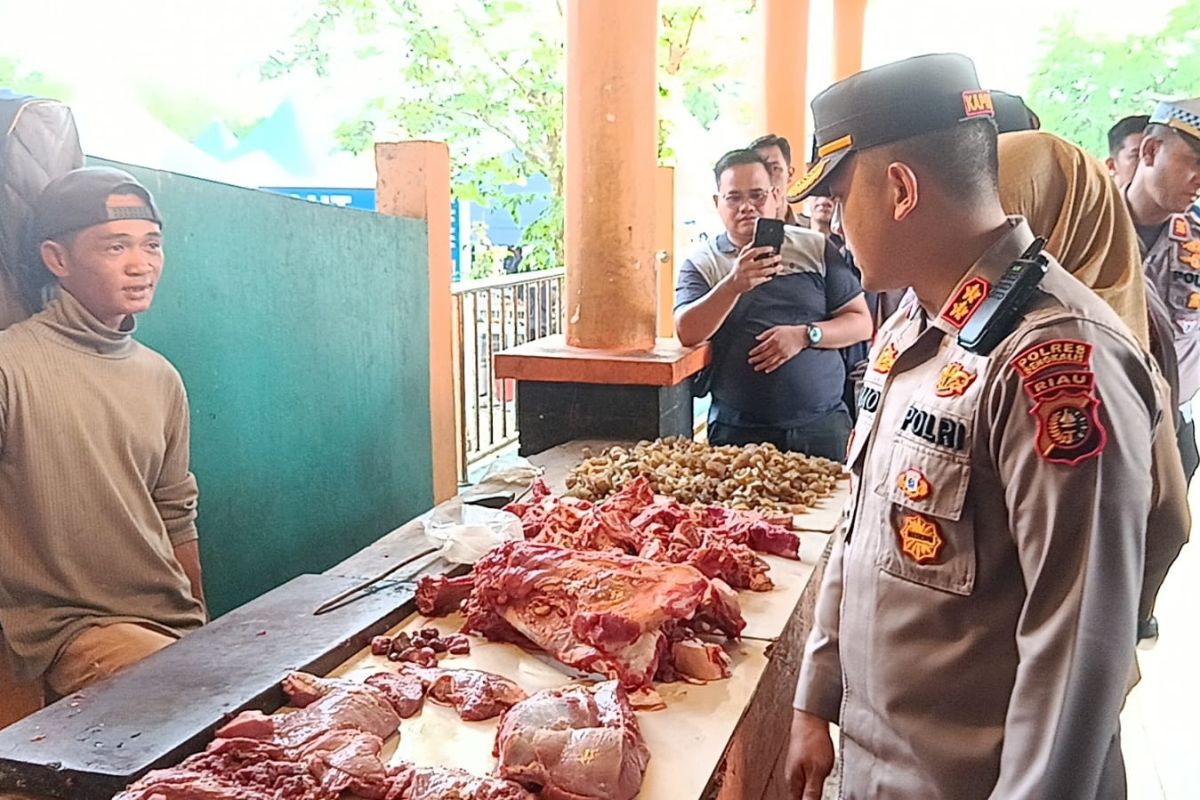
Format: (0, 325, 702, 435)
(724, 244, 782, 294)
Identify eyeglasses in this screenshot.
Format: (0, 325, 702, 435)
(720, 189, 775, 209)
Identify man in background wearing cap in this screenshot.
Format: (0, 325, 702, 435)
(1124, 97, 1200, 642)
(1107, 114, 1150, 189)
(786, 54, 1157, 799)
(0, 167, 206, 706)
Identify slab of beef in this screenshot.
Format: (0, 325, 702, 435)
(495, 680, 649, 800)
(416, 573, 475, 616)
(507, 476, 799, 591)
(217, 672, 401, 749)
(384, 763, 534, 799)
(113, 738, 330, 800)
(367, 664, 527, 721)
(466, 540, 743, 688)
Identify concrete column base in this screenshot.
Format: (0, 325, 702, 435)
(515, 380, 695, 456)
(493, 334, 710, 457)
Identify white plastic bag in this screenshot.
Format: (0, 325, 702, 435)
(420, 498, 523, 564)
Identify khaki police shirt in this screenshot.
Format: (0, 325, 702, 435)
(794, 219, 1158, 800)
(1142, 211, 1200, 404)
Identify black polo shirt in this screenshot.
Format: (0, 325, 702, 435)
(675, 227, 863, 428)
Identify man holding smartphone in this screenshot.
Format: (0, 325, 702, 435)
(675, 149, 872, 460)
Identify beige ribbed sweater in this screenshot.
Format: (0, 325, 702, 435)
(0, 291, 205, 681)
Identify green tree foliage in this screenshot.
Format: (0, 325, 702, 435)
(263, 0, 735, 275)
(1029, 0, 1200, 156)
(0, 57, 72, 101)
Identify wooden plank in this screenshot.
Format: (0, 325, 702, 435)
(0, 574, 417, 800)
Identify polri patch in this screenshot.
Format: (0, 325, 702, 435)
(940, 277, 990, 329)
(898, 514, 944, 564)
(1011, 339, 1093, 379)
(1027, 370, 1107, 465)
(1170, 214, 1190, 242)
(934, 362, 977, 397)
(873, 342, 899, 374)
(900, 405, 968, 451)
(896, 468, 932, 501)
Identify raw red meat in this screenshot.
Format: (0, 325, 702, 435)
(217, 672, 400, 749)
(369, 664, 527, 721)
(415, 573, 475, 616)
(467, 540, 743, 689)
(508, 476, 799, 591)
(384, 763, 534, 799)
(495, 680, 649, 800)
(365, 671, 427, 718)
(113, 738, 331, 800)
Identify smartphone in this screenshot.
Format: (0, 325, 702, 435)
(752, 217, 785, 259)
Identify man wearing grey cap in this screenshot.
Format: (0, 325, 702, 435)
(786, 54, 1157, 799)
(0, 167, 205, 706)
(1124, 97, 1200, 642)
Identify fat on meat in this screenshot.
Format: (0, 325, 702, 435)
(385, 763, 535, 800)
(495, 680, 649, 800)
(467, 540, 744, 689)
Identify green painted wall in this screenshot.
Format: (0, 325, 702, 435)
(90, 158, 434, 616)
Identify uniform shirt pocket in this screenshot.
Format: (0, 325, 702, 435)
(873, 440, 976, 596)
(1166, 264, 1200, 335)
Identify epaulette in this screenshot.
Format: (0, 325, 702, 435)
(957, 238, 1048, 356)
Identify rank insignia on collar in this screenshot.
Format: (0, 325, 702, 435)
(1190, 292, 1200, 311)
(934, 362, 977, 397)
(873, 342, 899, 373)
(1170, 214, 1190, 242)
(898, 514, 943, 564)
(1011, 339, 1093, 379)
(1027, 370, 1107, 465)
(940, 277, 990, 329)
(897, 469, 932, 501)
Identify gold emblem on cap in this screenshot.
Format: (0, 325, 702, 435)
(790, 159, 828, 197)
(817, 134, 854, 158)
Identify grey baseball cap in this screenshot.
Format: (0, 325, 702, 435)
(29, 167, 162, 243)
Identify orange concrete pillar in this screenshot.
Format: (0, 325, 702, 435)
(564, 0, 658, 351)
(655, 165, 676, 339)
(834, 0, 869, 81)
(375, 141, 458, 503)
(762, 0, 810, 166)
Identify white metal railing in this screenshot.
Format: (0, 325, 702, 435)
(452, 268, 566, 482)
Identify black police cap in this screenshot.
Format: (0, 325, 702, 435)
(792, 53, 995, 200)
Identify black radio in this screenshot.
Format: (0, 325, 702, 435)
(958, 238, 1048, 355)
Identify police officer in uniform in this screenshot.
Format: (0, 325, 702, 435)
(785, 54, 1158, 800)
(1124, 97, 1200, 641)
(1127, 98, 1200, 476)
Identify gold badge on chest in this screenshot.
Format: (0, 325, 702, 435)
(873, 342, 899, 374)
(896, 468, 932, 501)
(898, 514, 944, 564)
(934, 362, 977, 397)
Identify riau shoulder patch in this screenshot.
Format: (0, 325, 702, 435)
(1010, 339, 1093, 379)
(940, 277, 990, 329)
(1025, 369, 1107, 466)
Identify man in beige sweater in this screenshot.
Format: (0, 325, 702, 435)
(0, 167, 206, 711)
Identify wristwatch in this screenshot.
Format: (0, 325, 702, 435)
(807, 323, 824, 347)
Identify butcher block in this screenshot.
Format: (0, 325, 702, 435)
(0, 573, 417, 800)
